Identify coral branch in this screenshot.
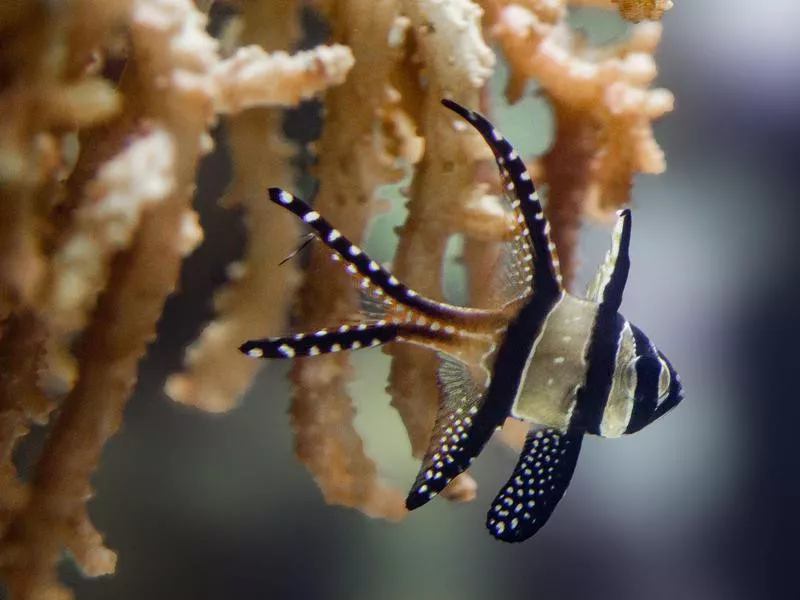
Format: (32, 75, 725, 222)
(0, 0, 676, 591)
(0, 313, 52, 539)
(0, 197, 189, 599)
(214, 44, 355, 113)
(43, 127, 176, 336)
(387, 0, 494, 499)
(612, 0, 673, 22)
(288, 0, 417, 520)
(1, 0, 215, 594)
(483, 1, 672, 285)
(167, 0, 305, 413)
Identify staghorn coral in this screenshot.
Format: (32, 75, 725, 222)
(287, 0, 422, 520)
(0, 0, 672, 596)
(165, 0, 307, 413)
(613, 0, 673, 22)
(385, 0, 494, 504)
(572, 0, 674, 22)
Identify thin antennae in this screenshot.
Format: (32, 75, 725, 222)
(279, 232, 315, 266)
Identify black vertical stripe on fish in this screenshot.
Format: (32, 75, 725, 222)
(405, 290, 562, 511)
(487, 428, 583, 543)
(465, 293, 563, 470)
(575, 309, 626, 435)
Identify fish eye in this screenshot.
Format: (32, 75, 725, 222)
(657, 357, 671, 402)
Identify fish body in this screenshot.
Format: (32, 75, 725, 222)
(241, 99, 684, 542)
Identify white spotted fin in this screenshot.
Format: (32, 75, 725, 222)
(240, 323, 398, 358)
(487, 428, 583, 543)
(406, 354, 488, 509)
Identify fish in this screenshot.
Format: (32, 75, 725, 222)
(240, 99, 684, 543)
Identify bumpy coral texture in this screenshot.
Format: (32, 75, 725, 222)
(0, 0, 672, 597)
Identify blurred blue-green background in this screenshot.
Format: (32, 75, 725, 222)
(64, 2, 800, 599)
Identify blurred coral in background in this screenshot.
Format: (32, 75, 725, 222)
(0, 0, 671, 596)
(6, 0, 799, 599)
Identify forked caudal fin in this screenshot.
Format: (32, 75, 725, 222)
(240, 188, 492, 361)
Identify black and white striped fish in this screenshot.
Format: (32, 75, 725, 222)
(240, 99, 684, 543)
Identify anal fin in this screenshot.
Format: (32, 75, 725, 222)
(405, 354, 494, 510)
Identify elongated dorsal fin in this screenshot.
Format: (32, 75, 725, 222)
(586, 209, 632, 312)
(441, 99, 563, 296)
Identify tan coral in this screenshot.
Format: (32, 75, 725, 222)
(0, 0, 216, 595)
(0, 0, 125, 322)
(43, 127, 176, 335)
(214, 44, 356, 113)
(288, 0, 418, 521)
(385, 0, 494, 502)
(0, 0, 676, 595)
(481, 0, 673, 285)
(166, 0, 305, 414)
(613, 0, 673, 22)
(567, 0, 673, 22)
(0, 313, 53, 540)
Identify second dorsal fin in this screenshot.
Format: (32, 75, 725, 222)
(586, 209, 632, 312)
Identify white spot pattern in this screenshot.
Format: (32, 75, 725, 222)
(278, 344, 295, 358)
(406, 356, 486, 511)
(487, 429, 582, 542)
